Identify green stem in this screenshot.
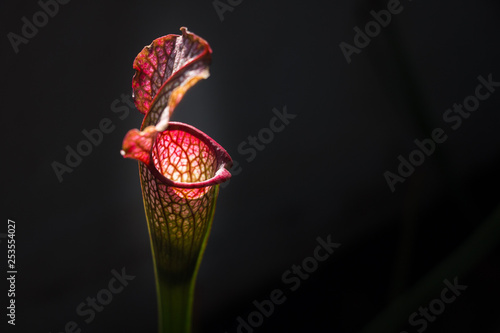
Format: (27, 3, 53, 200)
(156, 272, 196, 333)
(141, 175, 221, 333)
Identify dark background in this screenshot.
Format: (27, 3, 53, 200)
(2, 0, 500, 332)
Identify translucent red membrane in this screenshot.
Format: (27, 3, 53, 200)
(147, 122, 232, 191)
(152, 129, 217, 184)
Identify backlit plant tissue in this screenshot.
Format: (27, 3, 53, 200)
(121, 27, 232, 333)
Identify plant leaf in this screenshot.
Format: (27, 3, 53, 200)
(122, 28, 231, 333)
(132, 27, 212, 131)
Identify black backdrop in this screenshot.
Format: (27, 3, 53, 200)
(2, 0, 500, 332)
